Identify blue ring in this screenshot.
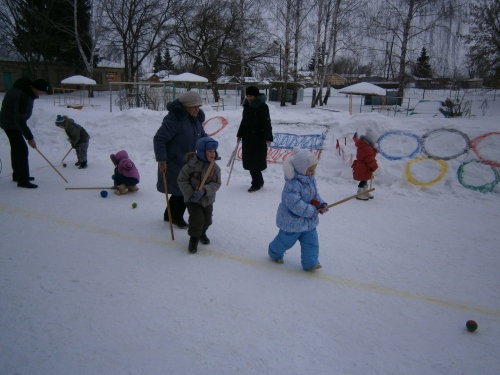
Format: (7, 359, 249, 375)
(377, 131, 421, 161)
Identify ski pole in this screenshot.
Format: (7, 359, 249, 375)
(226, 140, 240, 186)
(35, 148, 68, 183)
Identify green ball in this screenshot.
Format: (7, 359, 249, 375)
(466, 320, 478, 332)
(132, 202, 137, 208)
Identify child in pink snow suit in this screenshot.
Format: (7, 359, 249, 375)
(268, 147, 328, 271)
(352, 128, 379, 200)
(110, 150, 140, 195)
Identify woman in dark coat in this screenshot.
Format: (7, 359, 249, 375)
(236, 86, 273, 192)
(153, 91, 207, 228)
(0, 77, 48, 188)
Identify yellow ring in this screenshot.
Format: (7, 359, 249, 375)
(405, 157, 448, 187)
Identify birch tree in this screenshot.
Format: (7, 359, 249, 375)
(102, 0, 181, 83)
(366, 0, 457, 99)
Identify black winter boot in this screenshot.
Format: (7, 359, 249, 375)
(200, 232, 210, 245)
(188, 237, 198, 253)
(78, 162, 88, 169)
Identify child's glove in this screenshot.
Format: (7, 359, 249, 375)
(318, 203, 329, 214)
(190, 189, 205, 202)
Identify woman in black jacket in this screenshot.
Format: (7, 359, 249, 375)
(236, 86, 273, 192)
(0, 77, 48, 188)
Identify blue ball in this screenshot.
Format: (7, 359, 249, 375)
(100, 190, 108, 198)
(111, 175, 115, 180)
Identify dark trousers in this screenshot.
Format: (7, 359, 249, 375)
(186, 202, 213, 238)
(164, 194, 186, 222)
(358, 180, 367, 188)
(3, 129, 30, 183)
(250, 170, 264, 189)
(113, 168, 139, 186)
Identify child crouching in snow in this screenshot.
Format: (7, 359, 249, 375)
(110, 150, 140, 195)
(55, 115, 90, 169)
(352, 128, 379, 200)
(268, 147, 328, 271)
(177, 137, 221, 254)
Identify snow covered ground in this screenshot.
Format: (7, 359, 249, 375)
(1, 87, 499, 374)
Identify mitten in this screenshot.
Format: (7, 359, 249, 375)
(190, 189, 205, 202)
(310, 199, 321, 207)
(318, 203, 329, 214)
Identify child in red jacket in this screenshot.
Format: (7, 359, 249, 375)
(352, 128, 379, 200)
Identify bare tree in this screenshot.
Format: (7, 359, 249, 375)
(102, 0, 181, 83)
(322, 0, 364, 104)
(0, 0, 56, 80)
(171, 0, 272, 103)
(366, 0, 459, 99)
(64, 0, 105, 80)
(310, 0, 325, 108)
(464, 0, 500, 86)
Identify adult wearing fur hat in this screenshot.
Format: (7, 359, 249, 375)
(154, 90, 207, 228)
(237, 86, 273, 192)
(352, 128, 379, 200)
(0, 77, 48, 188)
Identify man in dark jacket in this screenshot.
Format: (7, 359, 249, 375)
(0, 77, 48, 188)
(237, 86, 273, 192)
(153, 91, 207, 228)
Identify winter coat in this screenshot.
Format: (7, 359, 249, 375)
(236, 93, 273, 171)
(0, 77, 39, 140)
(63, 118, 89, 147)
(352, 137, 378, 181)
(153, 99, 207, 196)
(177, 152, 221, 207)
(111, 150, 140, 181)
(275, 157, 326, 233)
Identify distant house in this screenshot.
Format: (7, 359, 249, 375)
(141, 73, 160, 82)
(0, 56, 125, 92)
(325, 73, 347, 87)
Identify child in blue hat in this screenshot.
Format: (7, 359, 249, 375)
(55, 115, 90, 169)
(177, 137, 221, 253)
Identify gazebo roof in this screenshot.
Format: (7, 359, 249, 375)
(61, 75, 97, 85)
(164, 73, 208, 83)
(339, 82, 385, 96)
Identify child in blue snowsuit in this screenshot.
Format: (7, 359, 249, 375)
(268, 147, 328, 271)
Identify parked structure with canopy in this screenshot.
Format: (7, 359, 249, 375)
(54, 75, 97, 108)
(339, 82, 386, 115)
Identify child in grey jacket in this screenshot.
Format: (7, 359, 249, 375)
(55, 115, 90, 169)
(177, 137, 221, 254)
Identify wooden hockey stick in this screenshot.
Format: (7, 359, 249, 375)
(162, 170, 174, 241)
(65, 186, 116, 190)
(35, 148, 68, 183)
(326, 188, 376, 209)
(199, 159, 215, 191)
(61, 147, 72, 165)
(226, 140, 240, 186)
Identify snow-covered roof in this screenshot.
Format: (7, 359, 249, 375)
(339, 82, 386, 96)
(61, 75, 97, 85)
(165, 73, 208, 83)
